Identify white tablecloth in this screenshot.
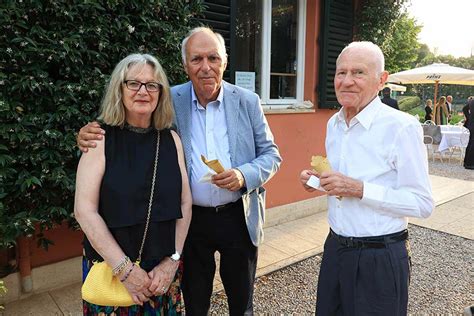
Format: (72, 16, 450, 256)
(438, 126, 470, 152)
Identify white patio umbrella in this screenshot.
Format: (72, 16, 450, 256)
(387, 63, 474, 104)
(382, 83, 406, 92)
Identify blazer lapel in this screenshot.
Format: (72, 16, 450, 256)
(223, 81, 240, 166)
(173, 82, 193, 173)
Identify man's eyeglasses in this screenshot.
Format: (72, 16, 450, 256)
(123, 80, 162, 93)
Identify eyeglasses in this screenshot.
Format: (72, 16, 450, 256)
(123, 80, 162, 93)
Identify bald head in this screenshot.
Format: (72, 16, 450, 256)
(337, 41, 385, 75)
(181, 27, 227, 66)
(334, 41, 388, 120)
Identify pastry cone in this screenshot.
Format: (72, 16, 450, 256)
(201, 155, 225, 174)
(310, 155, 332, 173)
(310, 155, 341, 200)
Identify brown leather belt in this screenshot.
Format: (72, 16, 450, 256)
(330, 229, 408, 249)
(193, 198, 243, 213)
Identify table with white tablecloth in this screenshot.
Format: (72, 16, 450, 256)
(438, 125, 470, 152)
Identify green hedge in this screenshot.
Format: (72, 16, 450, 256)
(398, 96, 421, 112)
(0, 1, 204, 248)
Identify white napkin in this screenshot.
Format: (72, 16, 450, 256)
(306, 175, 326, 191)
(199, 163, 218, 184)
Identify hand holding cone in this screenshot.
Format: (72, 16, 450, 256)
(310, 155, 342, 200)
(201, 155, 225, 174)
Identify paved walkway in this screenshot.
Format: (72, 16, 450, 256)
(3, 175, 473, 315)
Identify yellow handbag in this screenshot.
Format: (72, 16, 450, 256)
(81, 131, 160, 307)
(81, 261, 136, 306)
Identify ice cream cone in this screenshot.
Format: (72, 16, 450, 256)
(201, 155, 225, 174)
(311, 155, 332, 173)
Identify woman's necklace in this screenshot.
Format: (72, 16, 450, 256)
(124, 122, 154, 134)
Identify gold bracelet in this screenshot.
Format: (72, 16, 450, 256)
(112, 256, 131, 276)
(120, 264, 135, 282)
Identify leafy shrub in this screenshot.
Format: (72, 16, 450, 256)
(0, 1, 204, 248)
(407, 106, 425, 122)
(449, 113, 464, 125)
(398, 96, 421, 112)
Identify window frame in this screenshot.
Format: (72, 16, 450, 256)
(260, 0, 307, 108)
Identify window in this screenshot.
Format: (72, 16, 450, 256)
(233, 0, 306, 108)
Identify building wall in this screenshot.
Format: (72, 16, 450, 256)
(265, 111, 333, 208)
(264, 0, 337, 209)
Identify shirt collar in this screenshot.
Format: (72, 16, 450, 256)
(191, 85, 224, 111)
(335, 96, 382, 130)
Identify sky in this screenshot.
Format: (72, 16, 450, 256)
(407, 0, 474, 58)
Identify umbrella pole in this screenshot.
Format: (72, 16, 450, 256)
(433, 81, 439, 105)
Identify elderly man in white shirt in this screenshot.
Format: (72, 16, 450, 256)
(300, 41, 434, 316)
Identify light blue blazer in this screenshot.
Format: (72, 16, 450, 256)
(171, 81, 282, 246)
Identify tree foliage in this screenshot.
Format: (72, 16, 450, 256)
(354, 0, 422, 73)
(0, 1, 204, 248)
(384, 14, 422, 73)
(354, 0, 407, 48)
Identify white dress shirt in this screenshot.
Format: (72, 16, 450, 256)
(189, 87, 241, 207)
(326, 97, 434, 237)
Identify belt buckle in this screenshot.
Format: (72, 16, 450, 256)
(346, 237, 355, 248)
(215, 204, 226, 213)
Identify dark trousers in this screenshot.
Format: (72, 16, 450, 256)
(182, 200, 258, 316)
(316, 231, 411, 316)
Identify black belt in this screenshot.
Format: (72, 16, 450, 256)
(330, 229, 408, 249)
(193, 198, 243, 213)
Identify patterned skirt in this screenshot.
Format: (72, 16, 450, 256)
(82, 257, 184, 316)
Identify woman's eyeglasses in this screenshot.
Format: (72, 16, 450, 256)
(123, 80, 162, 93)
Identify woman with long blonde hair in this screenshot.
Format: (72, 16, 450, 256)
(75, 53, 192, 314)
(433, 96, 449, 125)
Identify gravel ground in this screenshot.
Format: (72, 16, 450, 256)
(210, 225, 473, 315)
(209, 161, 474, 314)
(428, 159, 474, 181)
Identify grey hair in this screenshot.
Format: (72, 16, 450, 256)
(337, 41, 385, 74)
(181, 26, 227, 65)
(98, 53, 174, 129)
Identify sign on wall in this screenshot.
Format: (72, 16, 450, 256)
(235, 71, 256, 92)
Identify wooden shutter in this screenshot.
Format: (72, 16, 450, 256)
(318, 0, 354, 109)
(198, 0, 235, 83)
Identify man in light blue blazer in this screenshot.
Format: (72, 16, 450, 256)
(175, 27, 281, 315)
(77, 26, 281, 314)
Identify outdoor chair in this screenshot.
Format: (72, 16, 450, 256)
(424, 120, 435, 125)
(423, 135, 443, 163)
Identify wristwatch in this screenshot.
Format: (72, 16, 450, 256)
(170, 251, 181, 262)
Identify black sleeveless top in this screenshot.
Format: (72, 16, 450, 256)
(83, 125, 182, 263)
(424, 106, 432, 122)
